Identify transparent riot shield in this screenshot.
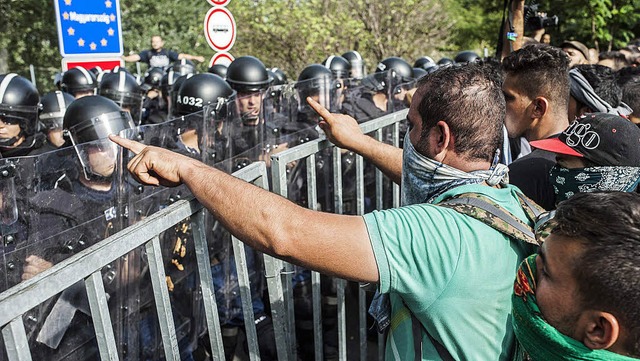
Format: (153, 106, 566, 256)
(0, 141, 123, 361)
(340, 71, 395, 123)
(227, 91, 268, 172)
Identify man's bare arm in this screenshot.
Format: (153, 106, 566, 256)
(178, 53, 206, 63)
(308, 98, 404, 184)
(122, 54, 141, 62)
(110, 135, 379, 283)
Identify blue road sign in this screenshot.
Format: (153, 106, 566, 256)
(54, 0, 124, 57)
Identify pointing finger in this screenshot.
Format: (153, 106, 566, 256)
(306, 97, 334, 124)
(109, 134, 147, 155)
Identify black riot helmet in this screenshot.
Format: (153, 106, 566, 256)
(39, 91, 75, 131)
(0, 73, 40, 142)
(174, 73, 236, 117)
(98, 71, 145, 123)
(207, 64, 228, 79)
(267, 68, 287, 85)
(89, 66, 104, 78)
(63, 95, 134, 180)
(296, 64, 333, 113)
(142, 67, 165, 91)
(226, 56, 273, 93)
(63, 95, 134, 145)
(414, 56, 436, 69)
(376, 57, 414, 83)
(172, 59, 196, 76)
(412, 67, 428, 80)
(341, 50, 366, 79)
(61, 66, 97, 97)
(169, 74, 192, 117)
(322, 55, 351, 79)
(437, 57, 455, 66)
(454, 51, 480, 64)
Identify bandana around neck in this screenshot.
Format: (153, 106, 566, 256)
(512, 255, 640, 361)
(400, 131, 509, 205)
(550, 165, 640, 204)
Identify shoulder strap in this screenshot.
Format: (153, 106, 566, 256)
(437, 192, 540, 245)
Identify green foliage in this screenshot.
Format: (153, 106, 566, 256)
(1, 0, 639, 92)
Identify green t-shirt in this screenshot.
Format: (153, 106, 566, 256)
(364, 184, 537, 360)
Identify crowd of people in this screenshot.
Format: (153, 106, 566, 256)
(2, 12, 640, 361)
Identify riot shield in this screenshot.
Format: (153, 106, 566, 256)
(0, 141, 123, 361)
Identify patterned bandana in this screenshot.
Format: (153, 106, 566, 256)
(550, 165, 640, 204)
(512, 255, 640, 361)
(400, 131, 509, 205)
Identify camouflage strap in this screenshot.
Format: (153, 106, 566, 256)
(438, 192, 541, 245)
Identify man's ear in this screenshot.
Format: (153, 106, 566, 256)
(581, 311, 620, 351)
(532, 97, 550, 118)
(429, 120, 452, 162)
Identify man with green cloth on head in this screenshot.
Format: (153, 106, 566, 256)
(512, 191, 640, 361)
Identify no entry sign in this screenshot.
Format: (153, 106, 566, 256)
(207, 0, 231, 6)
(204, 7, 236, 52)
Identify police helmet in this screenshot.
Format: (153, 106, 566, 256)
(376, 57, 414, 83)
(0, 73, 40, 143)
(414, 56, 436, 69)
(61, 67, 97, 96)
(322, 55, 351, 79)
(437, 57, 455, 66)
(39, 91, 75, 131)
(341, 50, 366, 79)
(161, 69, 181, 97)
(98, 71, 145, 122)
(174, 73, 235, 117)
(207, 64, 228, 79)
(226, 56, 273, 93)
(454, 51, 480, 64)
(172, 59, 196, 76)
(268, 68, 287, 86)
(296, 64, 332, 110)
(63, 95, 134, 180)
(63, 95, 134, 145)
(89, 66, 104, 78)
(169, 74, 192, 116)
(412, 67, 428, 80)
(142, 67, 165, 91)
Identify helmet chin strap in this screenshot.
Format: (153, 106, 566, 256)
(0, 136, 20, 148)
(81, 167, 114, 184)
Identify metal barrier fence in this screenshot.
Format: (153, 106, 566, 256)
(0, 109, 407, 360)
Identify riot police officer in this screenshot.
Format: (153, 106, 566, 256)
(226, 56, 272, 126)
(39, 91, 75, 148)
(208, 64, 228, 79)
(342, 50, 366, 79)
(140, 67, 166, 125)
(0, 73, 55, 157)
(99, 70, 145, 124)
(60, 66, 97, 99)
(24, 95, 135, 361)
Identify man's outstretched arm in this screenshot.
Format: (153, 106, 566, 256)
(308, 98, 404, 185)
(178, 53, 206, 63)
(109, 135, 379, 283)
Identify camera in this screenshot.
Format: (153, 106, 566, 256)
(524, 4, 559, 31)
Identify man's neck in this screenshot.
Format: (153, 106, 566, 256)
(529, 113, 569, 141)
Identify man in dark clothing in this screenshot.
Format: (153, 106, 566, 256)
(502, 44, 571, 210)
(123, 35, 204, 70)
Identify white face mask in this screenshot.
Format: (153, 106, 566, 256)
(400, 131, 509, 205)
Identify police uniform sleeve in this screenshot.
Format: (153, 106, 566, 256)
(363, 205, 461, 306)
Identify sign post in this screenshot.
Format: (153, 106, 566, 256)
(54, 0, 124, 71)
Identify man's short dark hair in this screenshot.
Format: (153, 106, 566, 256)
(622, 81, 640, 116)
(502, 43, 571, 113)
(552, 192, 640, 356)
(573, 64, 622, 108)
(415, 61, 504, 163)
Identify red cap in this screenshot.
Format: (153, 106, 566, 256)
(529, 137, 585, 158)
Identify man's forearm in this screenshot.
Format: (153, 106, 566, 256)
(352, 136, 403, 185)
(178, 158, 378, 282)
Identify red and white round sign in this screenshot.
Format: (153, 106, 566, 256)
(209, 52, 235, 67)
(204, 7, 236, 52)
(207, 0, 231, 6)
